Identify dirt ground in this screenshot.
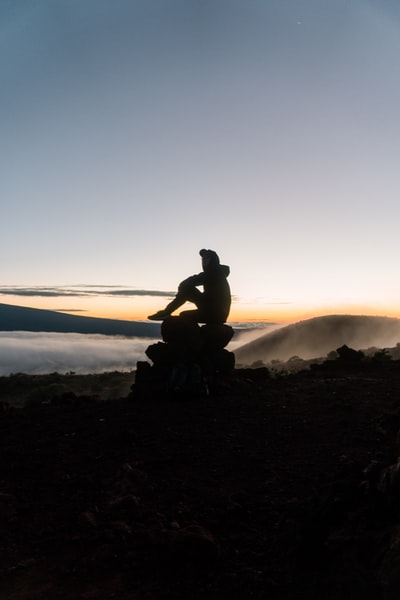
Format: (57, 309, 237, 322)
(2, 363, 400, 599)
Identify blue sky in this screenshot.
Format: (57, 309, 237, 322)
(1, 0, 400, 322)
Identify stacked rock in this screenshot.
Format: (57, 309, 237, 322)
(134, 316, 235, 396)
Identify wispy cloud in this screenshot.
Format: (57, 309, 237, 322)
(0, 332, 154, 375)
(0, 286, 174, 298)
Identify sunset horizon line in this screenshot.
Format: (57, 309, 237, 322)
(1, 297, 400, 327)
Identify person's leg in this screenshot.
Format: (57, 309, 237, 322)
(148, 285, 204, 320)
(177, 287, 209, 322)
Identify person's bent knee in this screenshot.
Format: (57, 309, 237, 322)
(178, 284, 202, 304)
(178, 282, 196, 293)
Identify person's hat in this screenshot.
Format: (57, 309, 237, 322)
(199, 248, 220, 265)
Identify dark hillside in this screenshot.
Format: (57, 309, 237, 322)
(0, 303, 159, 337)
(2, 363, 400, 598)
(236, 314, 400, 365)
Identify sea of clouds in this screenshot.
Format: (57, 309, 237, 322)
(0, 332, 156, 375)
(0, 325, 274, 376)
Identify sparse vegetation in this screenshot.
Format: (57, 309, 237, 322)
(0, 371, 134, 407)
(238, 341, 400, 374)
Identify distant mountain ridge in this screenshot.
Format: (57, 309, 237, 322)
(0, 303, 160, 337)
(235, 314, 400, 365)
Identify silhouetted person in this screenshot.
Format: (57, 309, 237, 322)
(148, 249, 231, 324)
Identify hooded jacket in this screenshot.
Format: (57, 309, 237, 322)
(178, 250, 231, 323)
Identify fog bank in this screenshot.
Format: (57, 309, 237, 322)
(0, 332, 153, 375)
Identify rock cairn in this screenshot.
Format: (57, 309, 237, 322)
(133, 316, 235, 396)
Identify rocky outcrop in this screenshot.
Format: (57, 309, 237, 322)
(134, 316, 235, 396)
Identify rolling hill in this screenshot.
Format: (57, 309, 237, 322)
(0, 303, 160, 337)
(235, 314, 400, 365)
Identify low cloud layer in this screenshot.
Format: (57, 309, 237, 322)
(0, 325, 272, 376)
(228, 323, 278, 351)
(0, 332, 154, 375)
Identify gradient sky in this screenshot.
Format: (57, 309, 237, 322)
(2, 0, 400, 323)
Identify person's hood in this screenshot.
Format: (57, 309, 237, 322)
(206, 263, 229, 277)
(220, 264, 230, 277)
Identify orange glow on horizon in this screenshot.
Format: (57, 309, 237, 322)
(52, 303, 400, 325)
(2, 294, 400, 325)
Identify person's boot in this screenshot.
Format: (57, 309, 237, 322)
(147, 310, 171, 321)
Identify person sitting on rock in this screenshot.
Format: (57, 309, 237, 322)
(148, 249, 231, 325)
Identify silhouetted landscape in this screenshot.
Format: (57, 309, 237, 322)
(235, 314, 400, 365)
(0, 303, 160, 337)
(2, 310, 400, 598)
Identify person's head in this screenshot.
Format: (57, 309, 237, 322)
(199, 248, 220, 271)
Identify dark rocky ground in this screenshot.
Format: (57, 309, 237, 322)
(2, 360, 400, 599)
